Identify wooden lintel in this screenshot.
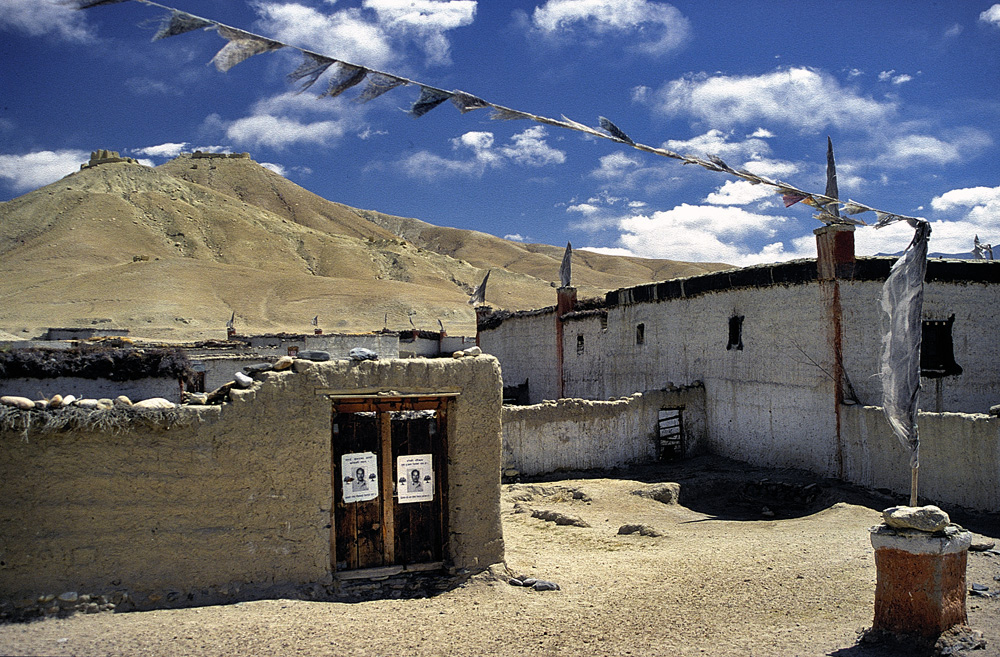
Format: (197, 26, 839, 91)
(317, 388, 461, 398)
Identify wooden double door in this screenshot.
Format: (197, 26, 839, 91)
(331, 396, 449, 573)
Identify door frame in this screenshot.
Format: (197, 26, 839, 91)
(326, 391, 457, 578)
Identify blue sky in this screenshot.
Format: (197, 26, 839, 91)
(2, 0, 999, 266)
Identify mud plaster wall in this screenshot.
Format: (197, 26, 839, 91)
(502, 386, 706, 476)
(841, 405, 1000, 511)
(0, 357, 503, 608)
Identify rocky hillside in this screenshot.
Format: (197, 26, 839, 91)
(0, 152, 728, 341)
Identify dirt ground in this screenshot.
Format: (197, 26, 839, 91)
(2, 456, 999, 657)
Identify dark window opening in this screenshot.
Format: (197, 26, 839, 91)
(600, 314, 608, 332)
(921, 315, 962, 378)
(576, 334, 585, 355)
(636, 323, 645, 345)
(727, 315, 744, 351)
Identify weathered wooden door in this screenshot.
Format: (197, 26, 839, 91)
(331, 396, 449, 573)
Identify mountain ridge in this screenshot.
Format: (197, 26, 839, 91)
(0, 152, 730, 341)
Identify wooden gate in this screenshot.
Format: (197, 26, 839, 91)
(331, 395, 450, 574)
(657, 407, 684, 461)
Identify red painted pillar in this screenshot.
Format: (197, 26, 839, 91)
(555, 286, 577, 399)
(870, 526, 971, 636)
(815, 223, 856, 477)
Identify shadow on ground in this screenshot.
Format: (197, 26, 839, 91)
(515, 454, 1000, 535)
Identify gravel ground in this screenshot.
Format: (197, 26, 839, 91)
(2, 457, 999, 657)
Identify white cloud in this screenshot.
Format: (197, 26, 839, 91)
(854, 220, 994, 257)
(358, 126, 389, 140)
(615, 204, 796, 265)
(591, 151, 642, 179)
(740, 158, 799, 179)
(227, 114, 349, 148)
(400, 150, 483, 178)
(588, 151, 680, 192)
(400, 127, 564, 180)
(747, 128, 774, 139)
(504, 233, 529, 242)
(260, 162, 287, 176)
(567, 202, 602, 216)
(645, 67, 895, 132)
(218, 92, 356, 149)
(663, 128, 771, 161)
(125, 78, 178, 96)
(877, 130, 991, 168)
(254, 0, 474, 68)
(704, 180, 774, 206)
(848, 186, 1000, 257)
(944, 23, 963, 38)
(363, 0, 476, 65)
(878, 70, 913, 85)
(499, 126, 566, 166)
(980, 4, 1000, 27)
(0, 149, 89, 192)
(531, 0, 690, 55)
(931, 185, 1000, 227)
(132, 143, 189, 159)
(252, 2, 394, 68)
(0, 0, 92, 41)
(931, 185, 1000, 213)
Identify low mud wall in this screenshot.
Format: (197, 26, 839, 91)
(502, 385, 706, 476)
(0, 357, 503, 617)
(841, 405, 1000, 511)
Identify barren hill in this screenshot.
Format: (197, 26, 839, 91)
(0, 153, 729, 341)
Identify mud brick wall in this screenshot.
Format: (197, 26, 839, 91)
(0, 357, 503, 613)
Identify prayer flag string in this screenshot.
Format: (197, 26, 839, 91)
(73, 0, 926, 228)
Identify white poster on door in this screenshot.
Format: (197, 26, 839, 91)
(397, 454, 434, 503)
(341, 452, 378, 503)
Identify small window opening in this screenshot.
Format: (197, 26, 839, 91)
(921, 315, 962, 378)
(576, 334, 585, 355)
(600, 314, 608, 332)
(727, 315, 744, 351)
(636, 323, 645, 345)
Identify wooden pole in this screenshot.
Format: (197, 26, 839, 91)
(910, 465, 919, 507)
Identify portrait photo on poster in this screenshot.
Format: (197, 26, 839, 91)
(397, 454, 434, 503)
(342, 451, 379, 503)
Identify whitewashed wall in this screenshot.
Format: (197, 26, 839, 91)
(502, 386, 706, 476)
(479, 309, 558, 404)
(484, 258, 1000, 490)
(841, 274, 1000, 414)
(243, 333, 399, 359)
(841, 405, 1000, 511)
(563, 282, 841, 476)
